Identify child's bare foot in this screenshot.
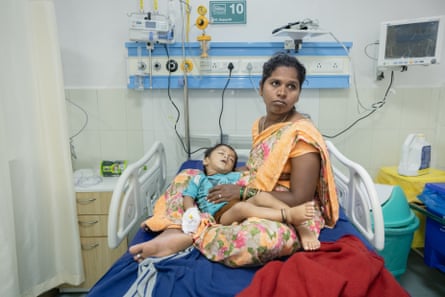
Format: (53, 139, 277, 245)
(296, 225, 320, 251)
(283, 201, 315, 226)
(129, 229, 193, 262)
(129, 241, 159, 262)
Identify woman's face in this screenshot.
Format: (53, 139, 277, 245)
(259, 66, 301, 116)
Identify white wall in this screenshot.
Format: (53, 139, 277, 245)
(55, 0, 445, 87)
(56, 0, 445, 180)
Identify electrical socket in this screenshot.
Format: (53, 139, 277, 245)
(210, 61, 221, 71)
(209, 59, 239, 73)
(240, 60, 263, 74)
(210, 59, 228, 73)
(310, 58, 344, 74)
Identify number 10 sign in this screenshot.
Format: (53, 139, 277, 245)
(209, 1, 246, 24)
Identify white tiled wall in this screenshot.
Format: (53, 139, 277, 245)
(66, 88, 144, 172)
(319, 86, 445, 177)
(66, 85, 445, 180)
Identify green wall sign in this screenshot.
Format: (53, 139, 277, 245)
(209, 1, 246, 24)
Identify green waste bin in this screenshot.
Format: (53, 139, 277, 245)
(375, 184, 420, 278)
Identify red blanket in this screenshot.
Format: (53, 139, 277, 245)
(237, 235, 409, 297)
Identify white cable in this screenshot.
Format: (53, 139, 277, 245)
(66, 97, 89, 160)
(324, 30, 373, 113)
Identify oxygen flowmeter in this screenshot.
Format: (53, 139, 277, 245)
(196, 5, 211, 58)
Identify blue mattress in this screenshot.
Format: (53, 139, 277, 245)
(87, 209, 371, 297)
(87, 160, 374, 297)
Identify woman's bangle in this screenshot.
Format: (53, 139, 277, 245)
(242, 186, 249, 200)
(239, 186, 245, 201)
(243, 187, 260, 200)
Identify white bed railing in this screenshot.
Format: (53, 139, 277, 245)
(107, 140, 384, 251)
(108, 141, 166, 249)
(326, 140, 385, 250)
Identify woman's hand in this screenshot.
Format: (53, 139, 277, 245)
(207, 184, 241, 203)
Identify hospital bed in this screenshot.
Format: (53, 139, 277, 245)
(86, 140, 402, 297)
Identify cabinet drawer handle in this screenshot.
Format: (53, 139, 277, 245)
(81, 243, 100, 250)
(78, 220, 99, 226)
(77, 198, 97, 204)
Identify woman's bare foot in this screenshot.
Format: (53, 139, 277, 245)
(296, 225, 320, 251)
(284, 201, 315, 226)
(129, 228, 193, 262)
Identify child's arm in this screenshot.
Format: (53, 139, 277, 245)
(182, 195, 201, 235)
(183, 195, 196, 211)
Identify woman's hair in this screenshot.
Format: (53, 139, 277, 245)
(260, 52, 306, 89)
(203, 143, 238, 174)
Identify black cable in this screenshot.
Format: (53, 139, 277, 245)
(323, 70, 394, 139)
(371, 70, 394, 110)
(219, 63, 233, 143)
(163, 44, 208, 156)
(272, 21, 300, 34)
(164, 44, 188, 153)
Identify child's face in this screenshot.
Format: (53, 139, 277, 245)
(203, 146, 236, 175)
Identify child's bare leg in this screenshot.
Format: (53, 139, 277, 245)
(129, 228, 193, 262)
(296, 224, 320, 251)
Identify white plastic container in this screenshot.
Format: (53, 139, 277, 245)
(398, 133, 431, 176)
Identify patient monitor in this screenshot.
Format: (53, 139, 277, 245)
(377, 15, 444, 69)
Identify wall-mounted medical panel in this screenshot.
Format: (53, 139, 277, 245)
(126, 41, 352, 89)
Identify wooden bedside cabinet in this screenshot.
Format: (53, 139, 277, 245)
(63, 178, 128, 291)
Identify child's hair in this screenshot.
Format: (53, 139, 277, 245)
(203, 143, 238, 175)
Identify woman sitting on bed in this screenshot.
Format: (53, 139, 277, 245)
(182, 143, 318, 250)
(129, 52, 339, 263)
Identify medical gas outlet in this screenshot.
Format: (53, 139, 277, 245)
(196, 5, 211, 59)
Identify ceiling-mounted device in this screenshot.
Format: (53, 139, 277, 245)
(272, 19, 327, 52)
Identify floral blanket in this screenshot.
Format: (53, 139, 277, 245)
(145, 168, 301, 267)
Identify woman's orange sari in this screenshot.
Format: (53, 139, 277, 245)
(244, 118, 338, 227)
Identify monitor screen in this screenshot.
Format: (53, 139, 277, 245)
(378, 16, 444, 68)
